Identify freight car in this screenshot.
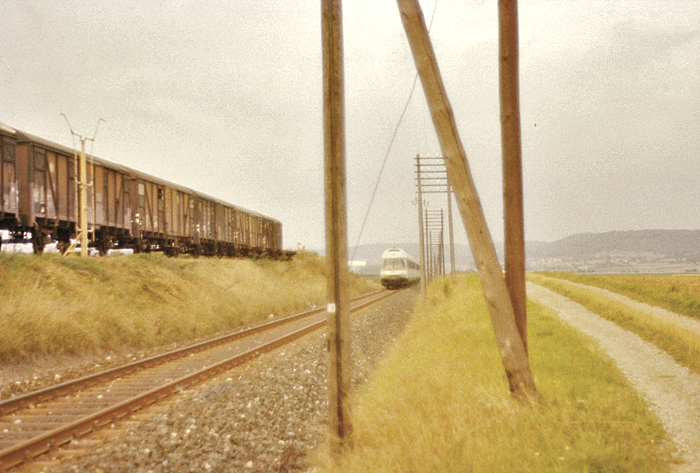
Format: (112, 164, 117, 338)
(0, 123, 286, 258)
(0, 123, 19, 240)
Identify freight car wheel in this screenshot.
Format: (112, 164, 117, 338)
(134, 239, 148, 254)
(31, 226, 46, 255)
(96, 233, 114, 256)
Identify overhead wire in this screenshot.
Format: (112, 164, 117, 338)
(350, 0, 439, 263)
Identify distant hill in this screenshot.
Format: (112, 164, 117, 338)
(528, 230, 700, 259)
(526, 230, 700, 271)
(346, 230, 700, 273)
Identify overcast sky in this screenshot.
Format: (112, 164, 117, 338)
(1, 0, 698, 253)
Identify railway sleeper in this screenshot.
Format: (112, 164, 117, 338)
(0, 422, 67, 432)
(0, 291, 391, 470)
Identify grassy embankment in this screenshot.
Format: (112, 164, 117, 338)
(529, 272, 700, 375)
(0, 251, 379, 363)
(316, 273, 674, 472)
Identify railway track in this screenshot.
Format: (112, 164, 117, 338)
(0, 289, 396, 471)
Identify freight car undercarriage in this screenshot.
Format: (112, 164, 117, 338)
(8, 221, 293, 260)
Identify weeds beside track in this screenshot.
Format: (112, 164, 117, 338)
(0, 289, 396, 470)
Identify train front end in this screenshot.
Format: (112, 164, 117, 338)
(380, 247, 419, 289)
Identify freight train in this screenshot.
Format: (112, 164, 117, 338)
(0, 122, 288, 258)
(380, 247, 421, 289)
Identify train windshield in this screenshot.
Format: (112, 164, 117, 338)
(382, 258, 406, 269)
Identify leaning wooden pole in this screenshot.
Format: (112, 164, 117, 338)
(396, 0, 536, 399)
(499, 0, 528, 355)
(322, 0, 352, 439)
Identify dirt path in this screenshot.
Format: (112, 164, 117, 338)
(561, 280, 700, 337)
(527, 282, 700, 473)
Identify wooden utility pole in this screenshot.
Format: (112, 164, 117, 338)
(396, 0, 536, 399)
(78, 138, 89, 257)
(61, 114, 104, 258)
(416, 155, 427, 300)
(414, 156, 455, 278)
(322, 0, 352, 440)
(499, 0, 527, 355)
(447, 184, 456, 279)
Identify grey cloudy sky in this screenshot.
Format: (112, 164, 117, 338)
(1, 0, 698, 252)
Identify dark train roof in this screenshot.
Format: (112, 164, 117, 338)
(9, 124, 280, 224)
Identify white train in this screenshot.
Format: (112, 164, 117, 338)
(380, 247, 421, 289)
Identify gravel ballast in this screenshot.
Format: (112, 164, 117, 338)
(46, 288, 418, 473)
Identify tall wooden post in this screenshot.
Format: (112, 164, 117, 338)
(62, 114, 103, 258)
(425, 208, 432, 280)
(322, 0, 352, 439)
(396, 0, 536, 399)
(416, 155, 427, 300)
(78, 138, 88, 257)
(447, 184, 456, 279)
(440, 209, 445, 277)
(499, 0, 527, 354)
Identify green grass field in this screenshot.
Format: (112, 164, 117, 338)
(530, 273, 700, 375)
(315, 274, 674, 472)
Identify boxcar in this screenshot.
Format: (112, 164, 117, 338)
(0, 124, 284, 258)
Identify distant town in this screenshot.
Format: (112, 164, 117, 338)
(348, 230, 700, 275)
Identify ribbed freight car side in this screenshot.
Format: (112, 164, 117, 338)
(127, 171, 207, 255)
(263, 218, 282, 254)
(161, 185, 189, 256)
(131, 175, 165, 252)
(0, 124, 20, 244)
(12, 129, 133, 254)
(124, 160, 283, 257)
(92, 160, 133, 254)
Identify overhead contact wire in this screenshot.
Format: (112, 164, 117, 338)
(350, 0, 439, 263)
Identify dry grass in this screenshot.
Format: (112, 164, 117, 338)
(314, 274, 673, 472)
(0, 251, 379, 362)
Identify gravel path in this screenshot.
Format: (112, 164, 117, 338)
(528, 282, 700, 473)
(560, 280, 700, 337)
(39, 287, 418, 473)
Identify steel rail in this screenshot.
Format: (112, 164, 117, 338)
(0, 288, 398, 470)
(0, 289, 384, 417)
